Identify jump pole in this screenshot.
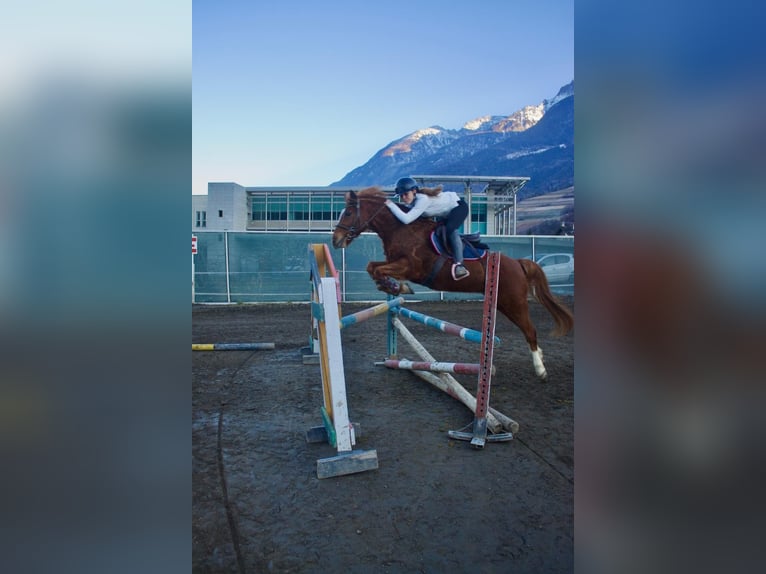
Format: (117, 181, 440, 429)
(410, 369, 518, 434)
(305, 243, 378, 479)
(340, 297, 405, 329)
(379, 358, 494, 376)
(393, 306, 501, 346)
(389, 316, 515, 435)
(383, 251, 517, 441)
(192, 343, 275, 351)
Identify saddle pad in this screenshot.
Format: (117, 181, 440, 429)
(429, 231, 487, 261)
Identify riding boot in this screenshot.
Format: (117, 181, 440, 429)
(450, 230, 470, 280)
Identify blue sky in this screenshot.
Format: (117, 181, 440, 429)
(193, 0, 573, 192)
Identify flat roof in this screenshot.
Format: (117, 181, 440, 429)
(411, 174, 529, 196)
(244, 186, 395, 193)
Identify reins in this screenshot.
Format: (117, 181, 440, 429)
(334, 197, 389, 240)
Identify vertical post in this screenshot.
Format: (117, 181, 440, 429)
(463, 180, 472, 234)
(319, 277, 353, 452)
(224, 231, 231, 303)
(512, 191, 517, 236)
(341, 246, 346, 303)
(305, 244, 379, 478)
(470, 251, 501, 448)
(387, 295, 398, 359)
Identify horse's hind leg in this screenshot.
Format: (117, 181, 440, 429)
(531, 346, 546, 381)
(499, 297, 548, 380)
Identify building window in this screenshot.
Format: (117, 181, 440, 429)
(470, 203, 487, 223)
(312, 195, 336, 221)
(267, 194, 289, 221)
(196, 211, 207, 228)
(251, 196, 267, 221)
(218, 210, 223, 218)
(291, 195, 310, 221)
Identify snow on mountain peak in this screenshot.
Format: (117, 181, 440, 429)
(332, 80, 574, 188)
(382, 127, 447, 157)
(463, 116, 496, 131)
(543, 80, 574, 112)
(493, 104, 545, 132)
(410, 127, 443, 140)
(375, 81, 572, 159)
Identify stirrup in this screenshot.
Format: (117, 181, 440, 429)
(451, 263, 470, 281)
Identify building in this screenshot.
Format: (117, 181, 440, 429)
(192, 176, 531, 235)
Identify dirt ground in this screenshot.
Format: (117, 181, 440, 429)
(192, 297, 574, 573)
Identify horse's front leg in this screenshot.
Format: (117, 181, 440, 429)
(367, 259, 414, 295)
(367, 260, 386, 277)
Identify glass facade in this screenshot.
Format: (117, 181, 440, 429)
(247, 191, 495, 233)
(470, 202, 487, 234)
(249, 192, 347, 231)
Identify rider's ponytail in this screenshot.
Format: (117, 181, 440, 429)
(418, 185, 443, 197)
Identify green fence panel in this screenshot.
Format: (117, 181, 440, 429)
(192, 231, 573, 302)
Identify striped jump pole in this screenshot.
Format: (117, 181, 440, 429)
(393, 307, 501, 346)
(407, 368, 518, 435)
(379, 359, 495, 376)
(192, 343, 275, 351)
(389, 317, 511, 434)
(340, 297, 405, 329)
(381, 251, 519, 440)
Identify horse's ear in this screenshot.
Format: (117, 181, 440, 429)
(346, 191, 357, 202)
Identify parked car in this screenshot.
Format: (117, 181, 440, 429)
(530, 253, 574, 283)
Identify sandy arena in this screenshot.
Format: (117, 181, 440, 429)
(193, 297, 573, 573)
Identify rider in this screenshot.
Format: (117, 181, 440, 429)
(385, 177, 470, 280)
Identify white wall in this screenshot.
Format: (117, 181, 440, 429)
(205, 182, 248, 230)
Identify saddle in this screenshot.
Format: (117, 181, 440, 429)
(429, 225, 489, 261)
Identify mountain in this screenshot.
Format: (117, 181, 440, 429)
(331, 80, 573, 199)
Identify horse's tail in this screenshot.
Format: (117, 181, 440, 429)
(518, 258, 574, 337)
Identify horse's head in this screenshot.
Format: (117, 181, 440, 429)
(332, 187, 387, 248)
(332, 191, 361, 248)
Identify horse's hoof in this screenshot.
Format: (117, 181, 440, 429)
(399, 282, 414, 295)
(375, 277, 405, 295)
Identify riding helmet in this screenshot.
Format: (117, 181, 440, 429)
(395, 177, 419, 194)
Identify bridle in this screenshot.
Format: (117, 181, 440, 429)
(334, 197, 388, 241)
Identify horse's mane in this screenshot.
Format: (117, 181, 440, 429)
(357, 186, 387, 202)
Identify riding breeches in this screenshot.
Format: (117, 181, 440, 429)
(443, 199, 468, 264)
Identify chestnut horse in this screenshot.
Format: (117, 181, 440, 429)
(332, 186, 573, 380)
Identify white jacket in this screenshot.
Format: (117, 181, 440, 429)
(387, 191, 460, 223)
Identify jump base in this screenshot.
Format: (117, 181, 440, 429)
(301, 346, 320, 365)
(317, 449, 379, 479)
(448, 430, 514, 448)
